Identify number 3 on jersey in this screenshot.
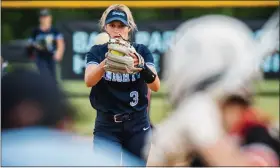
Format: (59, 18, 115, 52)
(130, 91, 139, 107)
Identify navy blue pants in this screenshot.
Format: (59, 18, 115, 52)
(93, 111, 152, 166)
(35, 57, 56, 81)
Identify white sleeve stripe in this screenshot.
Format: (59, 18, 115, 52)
(86, 61, 99, 65)
(56, 34, 64, 39)
(146, 62, 155, 67)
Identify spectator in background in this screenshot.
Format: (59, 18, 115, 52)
(27, 9, 65, 81)
(1, 68, 143, 166)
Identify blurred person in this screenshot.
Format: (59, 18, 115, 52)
(27, 9, 65, 81)
(190, 94, 280, 166)
(1, 68, 74, 131)
(84, 4, 160, 166)
(1, 68, 142, 166)
(145, 13, 279, 166)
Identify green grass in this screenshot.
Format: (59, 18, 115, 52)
(63, 79, 279, 95)
(70, 97, 95, 135)
(63, 80, 279, 136)
(254, 96, 279, 120)
(8, 63, 279, 135)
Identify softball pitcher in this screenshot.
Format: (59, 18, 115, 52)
(84, 4, 160, 166)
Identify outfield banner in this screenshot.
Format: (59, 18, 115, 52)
(57, 20, 279, 80)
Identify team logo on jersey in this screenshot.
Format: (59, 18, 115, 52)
(45, 34, 54, 46)
(103, 72, 140, 82)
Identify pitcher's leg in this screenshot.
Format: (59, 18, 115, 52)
(122, 116, 152, 166)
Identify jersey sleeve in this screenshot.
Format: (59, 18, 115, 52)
(85, 46, 101, 67)
(139, 44, 155, 68)
(53, 29, 64, 40)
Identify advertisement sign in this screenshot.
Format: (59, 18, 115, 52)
(57, 20, 279, 79)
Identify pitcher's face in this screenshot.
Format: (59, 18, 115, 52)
(105, 21, 130, 40)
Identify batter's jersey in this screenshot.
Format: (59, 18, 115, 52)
(85, 43, 155, 114)
(190, 125, 280, 166)
(28, 27, 63, 59)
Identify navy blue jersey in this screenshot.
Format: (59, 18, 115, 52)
(85, 43, 155, 114)
(28, 27, 63, 59)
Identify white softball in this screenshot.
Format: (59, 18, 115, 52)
(94, 32, 110, 45)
